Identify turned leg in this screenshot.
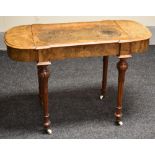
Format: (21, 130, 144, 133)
(37, 66, 43, 102)
(100, 56, 109, 100)
(115, 58, 128, 126)
(37, 65, 52, 134)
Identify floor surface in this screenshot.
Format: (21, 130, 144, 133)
(0, 46, 155, 138)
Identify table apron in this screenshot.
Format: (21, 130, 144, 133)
(7, 39, 149, 62)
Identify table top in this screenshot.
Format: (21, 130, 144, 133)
(5, 20, 151, 50)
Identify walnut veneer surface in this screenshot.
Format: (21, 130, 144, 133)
(4, 20, 151, 62)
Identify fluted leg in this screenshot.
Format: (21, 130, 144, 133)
(100, 56, 109, 100)
(37, 65, 52, 134)
(115, 58, 128, 126)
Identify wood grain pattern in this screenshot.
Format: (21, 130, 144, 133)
(31, 21, 127, 49)
(115, 20, 151, 42)
(4, 25, 35, 49)
(4, 20, 151, 62)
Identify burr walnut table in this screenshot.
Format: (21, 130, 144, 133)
(4, 20, 151, 134)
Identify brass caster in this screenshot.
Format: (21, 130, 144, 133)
(116, 121, 123, 126)
(46, 128, 52, 135)
(99, 95, 105, 100)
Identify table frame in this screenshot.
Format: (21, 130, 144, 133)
(4, 20, 151, 134)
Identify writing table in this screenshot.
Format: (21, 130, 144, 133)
(4, 20, 152, 134)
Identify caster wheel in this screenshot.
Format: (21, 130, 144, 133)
(116, 121, 123, 126)
(99, 95, 105, 100)
(46, 128, 52, 135)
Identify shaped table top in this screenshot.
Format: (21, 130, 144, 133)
(4, 20, 152, 50)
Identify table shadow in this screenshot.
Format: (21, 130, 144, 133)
(0, 85, 136, 133)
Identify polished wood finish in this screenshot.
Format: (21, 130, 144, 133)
(37, 65, 51, 131)
(101, 56, 109, 97)
(4, 20, 152, 133)
(37, 61, 51, 102)
(5, 20, 151, 62)
(115, 58, 128, 123)
(37, 66, 43, 102)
